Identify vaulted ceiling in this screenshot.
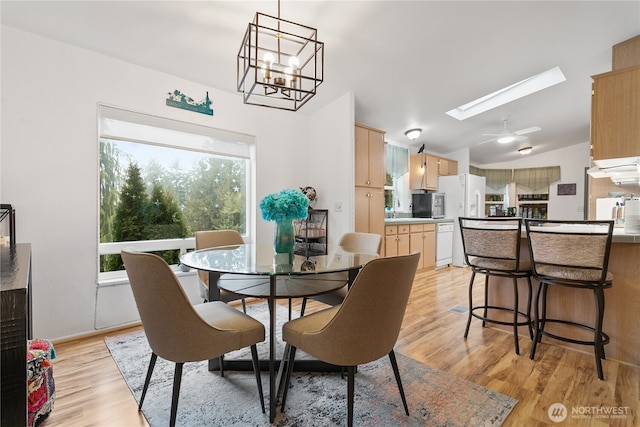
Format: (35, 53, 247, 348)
(2, 1, 639, 164)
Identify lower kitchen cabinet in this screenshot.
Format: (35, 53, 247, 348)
(385, 224, 410, 257)
(385, 223, 435, 269)
(409, 223, 436, 269)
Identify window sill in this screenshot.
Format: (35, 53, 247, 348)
(97, 265, 197, 287)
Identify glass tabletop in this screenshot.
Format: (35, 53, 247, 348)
(179, 243, 378, 276)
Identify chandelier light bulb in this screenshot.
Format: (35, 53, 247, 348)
(263, 52, 275, 67)
(288, 56, 299, 69)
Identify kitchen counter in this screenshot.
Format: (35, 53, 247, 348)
(612, 226, 640, 243)
(384, 217, 454, 225)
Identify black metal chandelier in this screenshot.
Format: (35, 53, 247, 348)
(237, 0, 324, 111)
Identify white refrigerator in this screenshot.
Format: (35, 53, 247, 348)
(438, 173, 486, 267)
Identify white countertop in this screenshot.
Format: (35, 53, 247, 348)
(384, 217, 453, 225)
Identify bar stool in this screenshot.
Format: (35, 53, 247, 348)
(525, 219, 614, 380)
(459, 217, 533, 355)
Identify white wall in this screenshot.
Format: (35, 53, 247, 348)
(1, 26, 353, 339)
(307, 92, 355, 242)
(480, 142, 591, 220)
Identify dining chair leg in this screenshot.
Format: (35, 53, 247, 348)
(139, 352, 157, 411)
(594, 288, 606, 380)
(347, 365, 355, 427)
(529, 282, 544, 360)
(539, 282, 549, 342)
(170, 362, 184, 427)
(483, 274, 489, 327)
(280, 345, 297, 412)
(512, 277, 520, 355)
(250, 344, 265, 413)
(464, 271, 477, 338)
(388, 350, 409, 416)
(218, 355, 225, 377)
(300, 298, 308, 317)
(525, 277, 534, 340)
(241, 298, 247, 314)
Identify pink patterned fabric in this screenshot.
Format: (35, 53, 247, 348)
(27, 339, 56, 427)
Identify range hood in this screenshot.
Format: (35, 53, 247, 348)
(587, 156, 640, 185)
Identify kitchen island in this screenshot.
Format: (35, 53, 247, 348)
(486, 229, 640, 367)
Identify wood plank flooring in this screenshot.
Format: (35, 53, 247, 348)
(41, 266, 639, 426)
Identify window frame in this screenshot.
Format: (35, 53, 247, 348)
(96, 104, 256, 277)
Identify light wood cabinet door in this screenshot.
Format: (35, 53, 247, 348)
(409, 223, 436, 270)
(355, 187, 385, 236)
(409, 154, 438, 190)
(355, 124, 385, 188)
(591, 66, 640, 161)
(423, 228, 436, 269)
(384, 225, 409, 257)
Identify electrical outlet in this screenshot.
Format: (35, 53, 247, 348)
(334, 201, 342, 212)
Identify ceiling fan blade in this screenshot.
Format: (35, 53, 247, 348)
(514, 126, 541, 135)
(513, 134, 528, 142)
(481, 133, 504, 137)
(477, 137, 497, 145)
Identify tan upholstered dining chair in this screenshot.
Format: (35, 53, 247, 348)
(280, 252, 420, 427)
(121, 249, 265, 427)
(299, 232, 382, 316)
(195, 230, 249, 312)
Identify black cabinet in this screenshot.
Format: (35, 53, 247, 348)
(294, 209, 328, 256)
(1, 243, 32, 427)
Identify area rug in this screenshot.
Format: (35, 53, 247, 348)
(105, 304, 517, 426)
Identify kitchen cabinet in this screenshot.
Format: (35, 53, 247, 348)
(591, 66, 640, 161)
(438, 158, 458, 176)
(409, 154, 438, 190)
(355, 124, 385, 189)
(409, 223, 435, 270)
(355, 187, 385, 237)
(385, 224, 410, 257)
(612, 35, 640, 70)
(354, 124, 385, 241)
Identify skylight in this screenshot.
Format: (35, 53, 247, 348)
(446, 66, 566, 121)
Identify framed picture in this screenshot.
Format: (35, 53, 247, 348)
(557, 183, 576, 196)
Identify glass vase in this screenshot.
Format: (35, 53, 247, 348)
(274, 219, 295, 254)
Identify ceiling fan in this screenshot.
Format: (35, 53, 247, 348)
(478, 119, 541, 145)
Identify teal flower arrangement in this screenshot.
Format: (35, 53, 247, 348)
(260, 188, 309, 222)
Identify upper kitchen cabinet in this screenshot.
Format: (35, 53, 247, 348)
(409, 153, 438, 190)
(438, 157, 458, 176)
(355, 124, 385, 189)
(612, 35, 640, 70)
(591, 65, 640, 161)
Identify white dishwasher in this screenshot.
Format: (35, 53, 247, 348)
(436, 222, 454, 268)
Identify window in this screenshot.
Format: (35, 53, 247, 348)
(385, 144, 409, 214)
(98, 105, 255, 273)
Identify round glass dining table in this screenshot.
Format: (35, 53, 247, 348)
(179, 243, 378, 423)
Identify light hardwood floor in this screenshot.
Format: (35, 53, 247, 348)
(41, 266, 639, 426)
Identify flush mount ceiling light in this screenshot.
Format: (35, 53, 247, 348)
(446, 66, 566, 121)
(405, 128, 422, 140)
(518, 147, 533, 155)
(236, 0, 324, 111)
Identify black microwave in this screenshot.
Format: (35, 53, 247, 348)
(412, 193, 445, 218)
